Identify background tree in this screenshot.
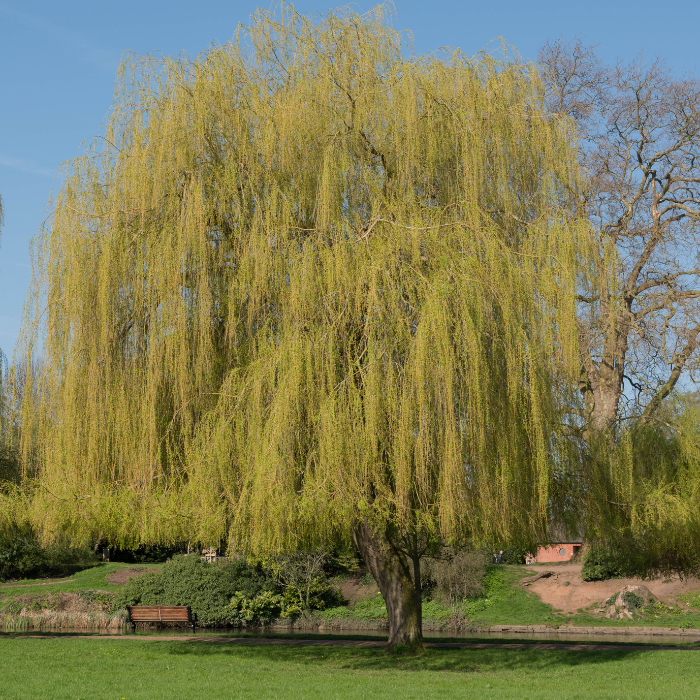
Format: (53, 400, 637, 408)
(540, 40, 700, 572)
(15, 6, 586, 649)
(540, 39, 700, 436)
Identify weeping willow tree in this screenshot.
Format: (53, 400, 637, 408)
(15, 5, 588, 648)
(0, 194, 18, 485)
(578, 393, 700, 578)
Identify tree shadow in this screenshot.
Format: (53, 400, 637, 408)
(160, 638, 667, 674)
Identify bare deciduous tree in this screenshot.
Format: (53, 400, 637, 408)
(540, 39, 700, 436)
(273, 547, 330, 611)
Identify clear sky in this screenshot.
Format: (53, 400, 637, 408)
(1, 0, 699, 357)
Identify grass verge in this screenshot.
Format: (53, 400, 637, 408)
(1, 636, 699, 699)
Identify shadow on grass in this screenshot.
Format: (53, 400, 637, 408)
(159, 638, 652, 674)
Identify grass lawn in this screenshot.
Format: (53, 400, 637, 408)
(1, 636, 699, 699)
(462, 566, 559, 626)
(0, 563, 163, 597)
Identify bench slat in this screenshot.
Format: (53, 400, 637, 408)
(128, 605, 192, 622)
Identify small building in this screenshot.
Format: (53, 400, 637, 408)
(201, 547, 218, 563)
(526, 542, 582, 564)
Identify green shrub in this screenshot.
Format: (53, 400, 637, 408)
(500, 546, 532, 565)
(323, 593, 388, 620)
(113, 554, 279, 625)
(324, 593, 454, 623)
(79, 590, 115, 608)
(321, 605, 353, 620)
(325, 549, 361, 576)
(462, 566, 509, 617)
(0, 527, 99, 581)
(581, 547, 623, 581)
(109, 543, 183, 563)
(226, 590, 301, 625)
(622, 591, 645, 611)
(421, 599, 454, 621)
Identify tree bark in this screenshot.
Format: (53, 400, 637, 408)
(543, 39, 700, 440)
(352, 521, 423, 651)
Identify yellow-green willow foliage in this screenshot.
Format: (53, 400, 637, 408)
(17, 6, 587, 550)
(583, 396, 700, 575)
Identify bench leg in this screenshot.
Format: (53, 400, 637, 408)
(131, 621, 136, 633)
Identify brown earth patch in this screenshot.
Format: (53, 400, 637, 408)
(519, 562, 700, 613)
(337, 573, 379, 605)
(105, 567, 158, 586)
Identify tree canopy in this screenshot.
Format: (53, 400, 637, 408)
(16, 5, 587, 548)
(11, 5, 590, 646)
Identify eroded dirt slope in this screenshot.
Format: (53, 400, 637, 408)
(519, 562, 700, 613)
(105, 566, 158, 586)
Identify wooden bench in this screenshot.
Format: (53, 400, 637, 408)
(127, 605, 197, 633)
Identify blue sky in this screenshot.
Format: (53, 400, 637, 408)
(1, 0, 699, 357)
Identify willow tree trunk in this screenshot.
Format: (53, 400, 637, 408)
(352, 522, 423, 651)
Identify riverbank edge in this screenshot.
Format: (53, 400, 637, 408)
(270, 621, 700, 638)
(3, 614, 699, 638)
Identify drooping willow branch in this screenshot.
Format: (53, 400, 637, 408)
(14, 5, 588, 552)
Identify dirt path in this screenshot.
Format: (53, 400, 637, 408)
(0, 579, 76, 589)
(519, 563, 700, 613)
(8, 634, 700, 652)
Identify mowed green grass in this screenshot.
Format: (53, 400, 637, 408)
(1, 637, 699, 699)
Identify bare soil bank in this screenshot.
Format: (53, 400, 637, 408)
(520, 562, 700, 614)
(104, 566, 159, 586)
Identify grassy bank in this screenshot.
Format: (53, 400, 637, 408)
(0, 563, 163, 596)
(1, 637, 699, 699)
(0, 564, 163, 631)
(3, 561, 700, 633)
(309, 567, 559, 630)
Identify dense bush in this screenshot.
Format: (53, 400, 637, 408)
(108, 543, 184, 563)
(113, 555, 281, 625)
(499, 546, 532, 565)
(325, 549, 361, 576)
(0, 527, 99, 581)
(323, 592, 387, 620)
(112, 554, 342, 626)
(0, 444, 21, 485)
(485, 545, 535, 565)
(581, 546, 623, 581)
(227, 589, 300, 624)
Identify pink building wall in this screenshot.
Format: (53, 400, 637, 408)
(527, 543, 582, 564)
